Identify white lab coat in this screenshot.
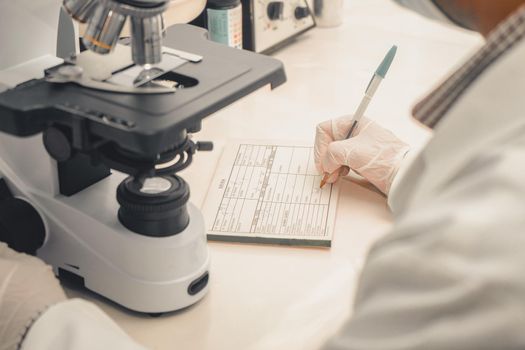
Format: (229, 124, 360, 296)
(324, 23, 525, 350)
(21, 299, 147, 350)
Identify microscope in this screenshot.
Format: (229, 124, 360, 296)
(0, 0, 285, 313)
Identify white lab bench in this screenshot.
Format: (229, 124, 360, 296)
(65, 1, 483, 349)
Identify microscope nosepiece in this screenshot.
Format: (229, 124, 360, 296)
(65, 0, 169, 63)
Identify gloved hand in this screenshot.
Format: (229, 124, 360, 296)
(0, 243, 66, 350)
(314, 115, 410, 195)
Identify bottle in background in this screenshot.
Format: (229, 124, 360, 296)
(206, 0, 243, 49)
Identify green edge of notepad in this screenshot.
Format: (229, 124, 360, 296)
(207, 234, 331, 248)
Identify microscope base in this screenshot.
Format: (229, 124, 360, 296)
(0, 140, 210, 313)
(37, 176, 211, 313)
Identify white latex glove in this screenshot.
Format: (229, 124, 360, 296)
(314, 115, 410, 195)
(0, 243, 66, 350)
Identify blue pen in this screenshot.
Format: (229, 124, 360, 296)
(345, 45, 397, 137)
(320, 45, 398, 188)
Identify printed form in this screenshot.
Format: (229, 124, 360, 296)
(202, 140, 340, 247)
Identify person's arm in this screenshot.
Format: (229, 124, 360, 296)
(387, 147, 422, 210)
(324, 144, 525, 349)
(0, 244, 148, 350)
(21, 299, 148, 350)
(0, 243, 67, 350)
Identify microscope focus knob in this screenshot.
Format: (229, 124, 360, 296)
(43, 126, 73, 162)
(0, 182, 46, 255)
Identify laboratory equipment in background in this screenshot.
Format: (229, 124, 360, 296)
(0, 0, 285, 315)
(242, 0, 315, 53)
(191, 0, 315, 53)
(207, 0, 243, 49)
(313, 0, 343, 27)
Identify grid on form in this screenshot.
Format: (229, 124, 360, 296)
(211, 144, 334, 236)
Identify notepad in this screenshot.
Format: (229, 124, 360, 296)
(202, 140, 340, 247)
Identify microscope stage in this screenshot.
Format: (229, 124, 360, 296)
(0, 24, 286, 157)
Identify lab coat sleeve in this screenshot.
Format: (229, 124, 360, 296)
(387, 150, 417, 211)
(21, 299, 149, 350)
(324, 146, 525, 349)
(387, 147, 421, 212)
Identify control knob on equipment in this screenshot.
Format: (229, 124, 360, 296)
(267, 1, 284, 20)
(294, 6, 310, 20)
(0, 180, 45, 255)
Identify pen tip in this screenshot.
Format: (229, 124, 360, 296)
(390, 45, 398, 57)
(320, 173, 329, 188)
(375, 44, 398, 78)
